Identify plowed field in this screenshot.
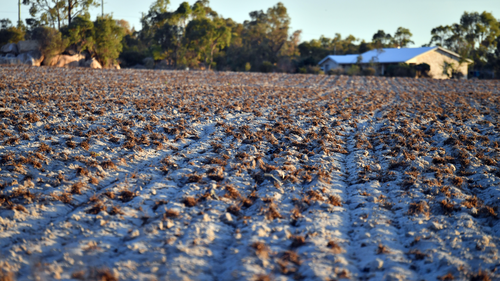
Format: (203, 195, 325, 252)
(1, 66, 499, 280)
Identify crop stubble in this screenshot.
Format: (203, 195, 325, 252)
(0, 66, 499, 280)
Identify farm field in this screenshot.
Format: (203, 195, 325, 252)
(1, 66, 500, 280)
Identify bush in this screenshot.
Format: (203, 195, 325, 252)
(307, 65, 324, 75)
(244, 62, 251, 71)
(362, 67, 376, 76)
(415, 63, 431, 78)
(327, 68, 344, 76)
(346, 65, 361, 76)
(260, 61, 274, 73)
(31, 26, 68, 61)
(61, 15, 94, 55)
(93, 15, 125, 68)
(386, 63, 416, 77)
(0, 19, 25, 46)
(119, 50, 147, 67)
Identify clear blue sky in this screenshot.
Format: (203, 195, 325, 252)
(2, 0, 500, 47)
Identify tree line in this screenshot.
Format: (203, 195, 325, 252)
(1, 0, 499, 77)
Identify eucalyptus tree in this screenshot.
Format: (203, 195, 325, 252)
(23, 0, 99, 30)
(185, 15, 231, 69)
(393, 27, 414, 48)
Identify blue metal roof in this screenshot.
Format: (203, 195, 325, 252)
(318, 47, 468, 65)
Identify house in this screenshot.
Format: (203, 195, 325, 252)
(318, 47, 473, 79)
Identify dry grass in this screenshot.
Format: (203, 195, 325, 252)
(251, 241, 269, 259)
(408, 201, 430, 217)
(163, 209, 180, 219)
(376, 244, 391, 255)
(327, 240, 344, 254)
(182, 197, 198, 207)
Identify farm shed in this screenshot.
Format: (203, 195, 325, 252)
(318, 47, 473, 79)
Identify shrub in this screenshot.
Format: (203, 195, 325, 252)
(61, 15, 94, 55)
(386, 63, 416, 77)
(31, 26, 68, 62)
(307, 65, 324, 75)
(346, 65, 361, 76)
(415, 63, 431, 78)
(0, 23, 25, 46)
(327, 68, 344, 75)
(260, 61, 274, 73)
(92, 15, 125, 68)
(362, 67, 376, 76)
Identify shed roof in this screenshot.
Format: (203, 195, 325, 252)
(318, 46, 472, 66)
(318, 54, 359, 65)
(358, 47, 436, 63)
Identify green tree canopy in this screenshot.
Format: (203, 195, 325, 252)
(393, 27, 414, 47)
(92, 15, 125, 67)
(24, 0, 99, 30)
(185, 16, 231, 69)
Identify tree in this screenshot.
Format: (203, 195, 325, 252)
(31, 26, 68, 61)
(24, 0, 99, 30)
(61, 15, 94, 55)
(0, 19, 25, 45)
(429, 25, 453, 47)
(372, 30, 392, 48)
(66, 0, 100, 25)
(92, 15, 124, 67)
(25, 0, 66, 30)
(427, 11, 500, 73)
(236, 2, 297, 71)
(185, 16, 231, 69)
(393, 27, 414, 47)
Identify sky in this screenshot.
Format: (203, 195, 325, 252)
(2, 0, 500, 47)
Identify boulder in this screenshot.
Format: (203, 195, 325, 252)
(0, 56, 21, 65)
(132, 64, 146, 69)
(26, 50, 44, 66)
(16, 53, 29, 64)
(143, 57, 154, 69)
(84, 58, 102, 69)
(1, 43, 18, 54)
(46, 54, 85, 67)
(17, 40, 40, 53)
(17, 51, 44, 66)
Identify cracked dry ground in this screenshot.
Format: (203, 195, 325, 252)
(0, 66, 500, 281)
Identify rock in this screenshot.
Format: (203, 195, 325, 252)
(46, 54, 85, 67)
(16, 53, 29, 64)
(17, 40, 40, 53)
(143, 57, 154, 69)
(482, 236, 490, 246)
(0, 56, 21, 65)
(84, 58, 102, 69)
(369, 258, 384, 270)
(112, 63, 120, 69)
(130, 229, 140, 238)
(132, 64, 146, 69)
(26, 50, 44, 66)
(155, 60, 173, 69)
(431, 221, 444, 230)
(165, 219, 174, 229)
(1, 43, 18, 54)
(202, 213, 211, 222)
(222, 212, 234, 225)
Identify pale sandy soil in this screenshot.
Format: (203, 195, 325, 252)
(0, 66, 499, 280)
